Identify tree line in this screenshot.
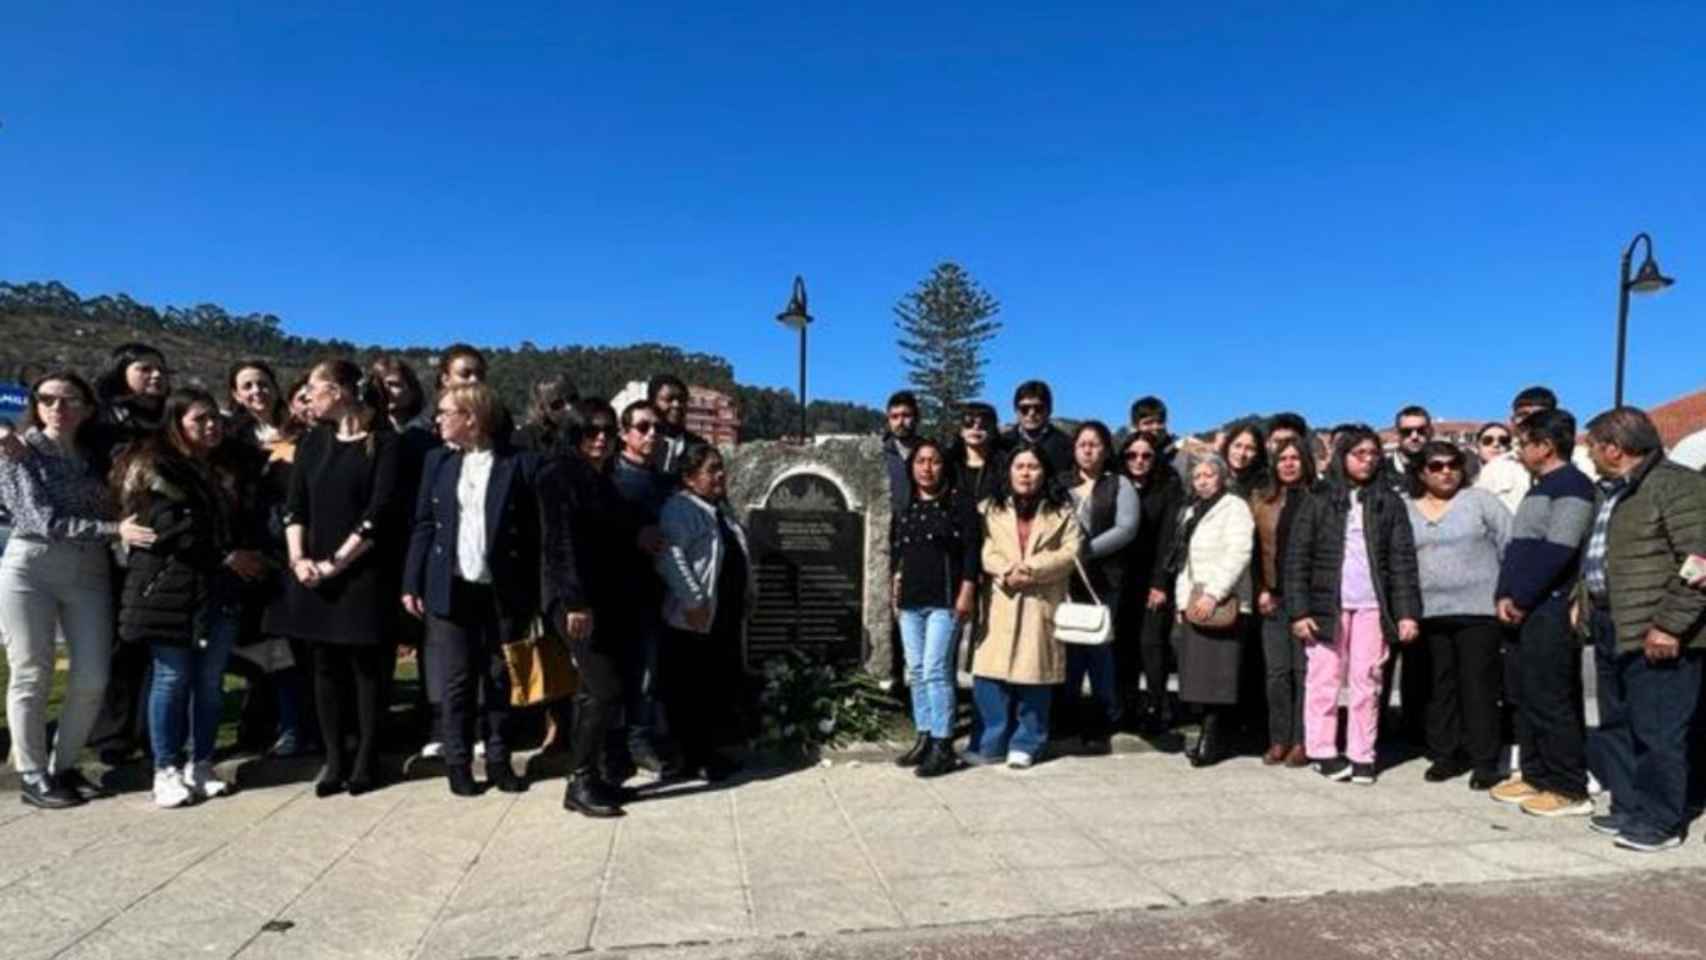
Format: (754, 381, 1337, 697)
(0, 280, 885, 440)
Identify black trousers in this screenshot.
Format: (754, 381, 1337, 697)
(314, 642, 388, 782)
(1261, 612, 1306, 747)
(86, 640, 152, 756)
(1380, 634, 1431, 748)
(568, 633, 623, 779)
(1136, 602, 1175, 716)
(1517, 596, 1587, 798)
(1423, 616, 1504, 772)
(425, 580, 513, 768)
(659, 626, 740, 767)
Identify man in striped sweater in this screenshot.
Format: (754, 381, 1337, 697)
(1492, 408, 1597, 817)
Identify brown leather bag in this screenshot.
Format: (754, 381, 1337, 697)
(1184, 584, 1240, 631)
(501, 619, 579, 707)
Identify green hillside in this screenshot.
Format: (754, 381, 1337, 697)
(0, 281, 883, 440)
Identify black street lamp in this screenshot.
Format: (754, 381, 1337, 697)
(1615, 232, 1676, 407)
(776, 275, 813, 442)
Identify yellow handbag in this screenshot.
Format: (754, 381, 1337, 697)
(501, 619, 579, 707)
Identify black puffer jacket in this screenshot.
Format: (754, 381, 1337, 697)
(116, 451, 233, 647)
(1282, 481, 1422, 645)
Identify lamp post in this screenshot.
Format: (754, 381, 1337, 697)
(1615, 233, 1676, 408)
(776, 275, 813, 442)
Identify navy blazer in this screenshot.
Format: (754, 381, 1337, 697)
(403, 445, 546, 625)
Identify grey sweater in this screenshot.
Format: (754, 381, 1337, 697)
(1405, 488, 1512, 619)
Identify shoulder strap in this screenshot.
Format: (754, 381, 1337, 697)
(1072, 552, 1104, 607)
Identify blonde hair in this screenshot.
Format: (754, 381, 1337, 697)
(442, 382, 503, 442)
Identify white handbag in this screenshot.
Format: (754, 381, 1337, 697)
(1054, 555, 1113, 646)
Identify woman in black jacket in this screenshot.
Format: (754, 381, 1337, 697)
(542, 399, 635, 817)
(84, 341, 174, 764)
(1283, 427, 1423, 786)
(1116, 430, 1185, 734)
(272, 359, 403, 796)
(115, 388, 265, 808)
(1063, 421, 1138, 753)
(402, 383, 541, 798)
(889, 439, 980, 777)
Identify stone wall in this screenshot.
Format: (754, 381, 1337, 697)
(725, 437, 894, 679)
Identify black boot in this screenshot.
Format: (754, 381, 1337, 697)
(895, 732, 930, 768)
(563, 774, 624, 818)
(447, 764, 480, 798)
(915, 738, 962, 778)
(487, 760, 527, 794)
(1189, 711, 1223, 768)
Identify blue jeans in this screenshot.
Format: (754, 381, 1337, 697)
(898, 608, 958, 738)
(969, 677, 1052, 760)
(1064, 589, 1121, 736)
(1586, 608, 1703, 839)
(148, 608, 238, 769)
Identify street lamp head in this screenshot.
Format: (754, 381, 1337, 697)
(1628, 256, 1675, 295)
(777, 275, 812, 331)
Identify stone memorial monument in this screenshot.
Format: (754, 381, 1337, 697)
(725, 437, 893, 679)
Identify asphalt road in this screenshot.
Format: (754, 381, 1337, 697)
(598, 866, 1706, 960)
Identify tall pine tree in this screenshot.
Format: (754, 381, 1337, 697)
(893, 262, 1002, 438)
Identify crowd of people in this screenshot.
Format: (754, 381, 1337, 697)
(0, 343, 739, 818)
(877, 381, 1706, 853)
(3, 346, 1705, 853)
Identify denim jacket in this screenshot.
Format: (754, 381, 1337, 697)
(655, 491, 754, 633)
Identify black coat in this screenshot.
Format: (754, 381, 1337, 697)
(1123, 465, 1185, 598)
(1002, 424, 1075, 480)
(1282, 482, 1423, 644)
(403, 445, 547, 628)
(116, 453, 232, 647)
(537, 453, 632, 637)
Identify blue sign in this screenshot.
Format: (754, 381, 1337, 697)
(0, 382, 26, 416)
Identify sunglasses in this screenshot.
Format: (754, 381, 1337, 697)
(1125, 451, 1155, 462)
(1479, 435, 1512, 448)
(961, 418, 993, 430)
(1399, 427, 1430, 438)
(627, 421, 658, 435)
(586, 424, 618, 439)
(1423, 460, 1463, 474)
(1017, 403, 1046, 414)
(36, 394, 86, 409)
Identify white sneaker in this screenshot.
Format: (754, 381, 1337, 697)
(153, 767, 194, 809)
(473, 741, 486, 759)
(186, 761, 231, 799)
(420, 741, 444, 759)
(1005, 750, 1034, 769)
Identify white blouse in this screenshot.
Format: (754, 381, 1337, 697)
(455, 450, 495, 583)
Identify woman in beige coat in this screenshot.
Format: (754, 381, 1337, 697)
(967, 445, 1083, 768)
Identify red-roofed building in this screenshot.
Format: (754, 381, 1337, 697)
(1648, 387, 1706, 448)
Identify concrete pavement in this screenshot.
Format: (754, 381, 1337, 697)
(1, 750, 1702, 960)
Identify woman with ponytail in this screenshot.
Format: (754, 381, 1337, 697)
(269, 358, 402, 796)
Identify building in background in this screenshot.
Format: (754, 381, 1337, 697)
(609, 380, 741, 446)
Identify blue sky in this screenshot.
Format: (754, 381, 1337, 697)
(4, 2, 1702, 432)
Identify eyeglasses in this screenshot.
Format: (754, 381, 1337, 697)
(1016, 403, 1046, 414)
(36, 394, 85, 409)
(1347, 449, 1380, 460)
(1479, 435, 1511, 448)
(627, 421, 658, 435)
(1423, 460, 1463, 474)
(1399, 427, 1430, 438)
